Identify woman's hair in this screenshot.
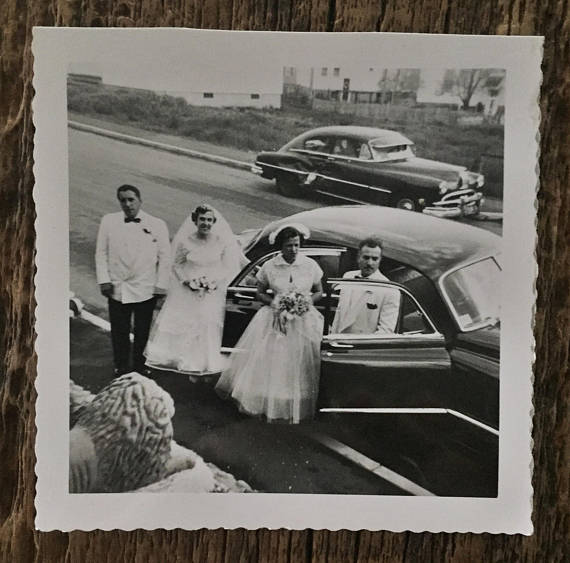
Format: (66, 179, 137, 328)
(274, 226, 306, 250)
(191, 204, 217, 224)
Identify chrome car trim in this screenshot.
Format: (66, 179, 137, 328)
(422, 191, 482, 218)
(422, 207, 463, 219)
(254, 161, 311, 177)
(314, 191, 376, 205)
(290, 148, 330, 157)
(318, 407, 499, 435)
(439, 190, 482, 203)
(316, 174, 393, 194)
(323, 332, 444, 343)
(255, 161, 393, 195)
(443, 188, 477, 199)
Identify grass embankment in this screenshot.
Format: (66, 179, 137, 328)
(68, 82, 503, 179)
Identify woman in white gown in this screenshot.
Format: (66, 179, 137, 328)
(216, 224, 324, 423)
(145, 204, 246, 377)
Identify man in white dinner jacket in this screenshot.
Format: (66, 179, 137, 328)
(95, 184, 170, 375)
(331, 237, 401, 335)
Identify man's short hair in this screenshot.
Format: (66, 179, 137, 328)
(358, 237, 383, 251)
(117, 184, 141, 201)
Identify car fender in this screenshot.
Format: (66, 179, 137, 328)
(255, 151, 314, 180)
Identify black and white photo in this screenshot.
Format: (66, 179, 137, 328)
(33, 29, 541, 532)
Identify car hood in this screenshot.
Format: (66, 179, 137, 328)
(373, 156, 467, 184)
(454, 325, 500, 360)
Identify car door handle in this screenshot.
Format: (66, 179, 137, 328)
(234, 292, 255, 301)
(329, 341, 354, 349)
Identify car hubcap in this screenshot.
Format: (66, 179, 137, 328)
(397, 199, 415, 211)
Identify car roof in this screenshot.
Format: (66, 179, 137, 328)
(289, 126, 413, 146)
(256, 205, 501, 280)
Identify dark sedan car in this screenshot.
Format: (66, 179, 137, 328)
(224, 205, 501, 432)
(252, 126, 485, 218)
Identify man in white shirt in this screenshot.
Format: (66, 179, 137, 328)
(95, 185, 170, 375)
(331, 237, 401, 335)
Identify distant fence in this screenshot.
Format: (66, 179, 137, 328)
(310, 99, 503, 126)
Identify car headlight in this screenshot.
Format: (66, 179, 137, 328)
(462, 170, 485, 188)
(438, 180, 456, 195)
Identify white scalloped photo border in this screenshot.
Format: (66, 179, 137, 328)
(32, 28, 542, 533)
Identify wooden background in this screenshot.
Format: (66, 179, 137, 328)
(0, 1, 568, 561)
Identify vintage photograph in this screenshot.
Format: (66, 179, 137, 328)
(33, 30, 540, 532)
(67, 61, 504, 497)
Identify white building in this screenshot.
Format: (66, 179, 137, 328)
(69, 62, 283, 109)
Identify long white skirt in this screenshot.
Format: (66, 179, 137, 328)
(145, 283, 226, 375)
(216, 305, 323, 423)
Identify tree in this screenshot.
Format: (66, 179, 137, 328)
(377, 69, 422, 103)
(439, 69, 492, 109)
(455, 69, 491, 109)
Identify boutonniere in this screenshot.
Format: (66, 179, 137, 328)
(142, 227, 157, 243)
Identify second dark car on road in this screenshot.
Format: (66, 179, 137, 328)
(252, 126, 485, 218)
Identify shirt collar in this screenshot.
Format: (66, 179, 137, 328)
(358, 270, 383, 280)
(274, 253, 305, 267)
(122, 210, 147, 222)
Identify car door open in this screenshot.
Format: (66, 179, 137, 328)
(222, 247, 347, 349)
(319, 279, 453, 412)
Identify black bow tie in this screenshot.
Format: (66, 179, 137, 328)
(124, 217, 141, 223)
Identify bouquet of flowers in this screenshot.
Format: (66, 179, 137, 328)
(272, 290, 312, 334)
(187, 276, 218, 297)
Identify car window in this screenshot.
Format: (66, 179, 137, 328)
(440, 257, 501, 331)
(331, 137, 360, 158)
(370, 143, 415, 162)
(399, 292, 434, 335)
(357, 143, 373, 160)
(235, 248, 345, 288)
(325, 281, 435, 337)
(300, 136, 332, 154)
(339, 253, 427, 288)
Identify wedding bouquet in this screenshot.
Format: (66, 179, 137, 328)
(272, 290, 312, 334)
(187, 276, 217, 296)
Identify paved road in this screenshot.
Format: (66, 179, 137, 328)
(69, 127, 501, 316)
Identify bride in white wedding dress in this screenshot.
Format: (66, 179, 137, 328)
(145, 204, 247, 377)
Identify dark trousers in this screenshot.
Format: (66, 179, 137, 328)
(108, 297, 156, 373)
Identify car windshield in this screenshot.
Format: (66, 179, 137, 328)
(441, 257, 501, 331)
(370, 143, 414, 162)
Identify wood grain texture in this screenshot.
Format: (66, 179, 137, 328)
(1, 0, 568, 560)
